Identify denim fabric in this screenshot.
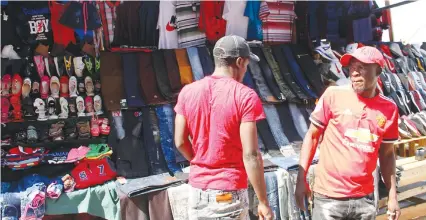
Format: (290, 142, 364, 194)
(276, 169, 289, 220)
(289, 103, 308, 138)
(186, 47, 204, 81)
(141, 108, 169, 175)
(264, 172, 280, 220)
(281, 45, 318, 98)
(257, 131, 266, 153)
(197, 47, 214, 76)
(276, 104, 303, 142)
(248, 184, 259, 219)
(161, 104, 187, 163)
(113, 115, 125, 140)
(257, 119, 279, 151)
(248, 61, 278, 103)
(117, 173, 189, 197)
(1, 192, 23, 219)
(167, 184, 191, 220)
(262, 46, 297, 101)
(286, 171, 301, 220)
(263, 104, 290, 147)
(252, 47, 285, 101)
(312, 193, 376, 220)
(188, 185, 249, 220)
(243, 71, 256, 89)
(155, 106, 181, 174)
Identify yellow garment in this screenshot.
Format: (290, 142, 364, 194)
(417, 58, 425, 71)
(86, 150, 113, 160)
(175, 49, 194, 85)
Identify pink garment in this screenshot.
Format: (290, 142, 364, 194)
(66, 146, 90, 162)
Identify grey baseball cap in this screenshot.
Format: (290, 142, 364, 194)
(213, 35, 260, 62)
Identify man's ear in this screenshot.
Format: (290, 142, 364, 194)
(376, 65, 382, 76)
(236, 57, 245, 68)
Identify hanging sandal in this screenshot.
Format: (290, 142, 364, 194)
(27, 125, 38, 144)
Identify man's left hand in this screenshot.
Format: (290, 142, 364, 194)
(387, 198, 401, 220)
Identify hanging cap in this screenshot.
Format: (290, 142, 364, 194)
(213, 35, 259, 62)
(340, 46, 385, 68)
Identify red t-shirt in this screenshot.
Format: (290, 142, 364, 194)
(310, 86, 399, 198)
(174, 75, 265, 190)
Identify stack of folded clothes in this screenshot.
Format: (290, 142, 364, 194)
(2, 147, 45, 170)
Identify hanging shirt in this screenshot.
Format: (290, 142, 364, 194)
(198, 1, 226, 42)
(96, 0, 121, 49)
(175, 1, 206, 48)
(222, 0, 249, 38)
(7, 1, 53, 46)
(259, 1, 297, 44)
(157, 0, 178, 49)
(311, 86, 398, 198)
(244, 0, 262, 41)
(49, 1, 76, 47)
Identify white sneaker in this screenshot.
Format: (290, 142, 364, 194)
(1, 45, 21, 60)
(315, 41, 339, 62)
(59, 97, 69, 119)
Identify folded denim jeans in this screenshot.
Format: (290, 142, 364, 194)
(263, 104, 290, 147)
(289, 103, 309, 138)
(265, 171, 280, 219)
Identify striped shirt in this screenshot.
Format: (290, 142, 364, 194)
(96, 1, 121, 49)
(259, 0, 297, 44)
(175, 1, 206, 48)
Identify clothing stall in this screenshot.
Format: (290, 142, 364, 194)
(1, 0, 425, 220)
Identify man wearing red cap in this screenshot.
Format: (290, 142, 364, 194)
(295, 46, 401, 219)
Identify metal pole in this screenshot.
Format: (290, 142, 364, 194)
(372, 0, 418, 13)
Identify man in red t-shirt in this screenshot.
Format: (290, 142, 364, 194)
(295, 46, 401, 220)
(174, 35, 273, 220)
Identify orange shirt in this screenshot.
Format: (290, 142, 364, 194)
(310, 86, 398, 198)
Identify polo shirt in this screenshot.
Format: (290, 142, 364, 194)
(72, 158, 117, 189)
(198, 1, 226, 42)
(222, 0, 248, 38)
(244, 0, 263, 41)
(157, 1, 178, 49)
(174, 75, 265, 190)
(259, 1, 297, 43)
(175, 49, 194, 85)
(175, 1, 206, 48)
(311, 86, 399, 198)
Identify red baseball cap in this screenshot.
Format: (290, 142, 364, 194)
(340, 46, 385, 68)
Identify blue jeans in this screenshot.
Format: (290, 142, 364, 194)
(155, 106, 181, 174)
(186, 47, 204, 81)
(248, 61, 277, 102)
(264, 172, 280, 220)
(161, 104, 187, 163)
(289, 103, 308, 138)
(263, 104, 290, 147)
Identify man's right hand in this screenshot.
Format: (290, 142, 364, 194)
(257, 202, 273, 220)
(295, 178, 311, 211)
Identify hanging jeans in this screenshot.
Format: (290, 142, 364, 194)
(264, 172, 280, 220)
(276, 103, 303, 142)
(248, 61, 278, 103)
(257, 119, 279, 152)
(197, 47, 214, 76)
(263, 104, 290, 147)
(289, 103, 309, 138)
(158, 104, 186, 163)
(141, 108, 169, 175)
(276, 169, 289, 220)
(155, 106, 181, 174)
(186, 47, 204, 81)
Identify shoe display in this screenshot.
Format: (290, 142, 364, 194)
(49, 121, 64, 141)
(315, 41, 339, 62)
(76, 121, 91, 139)
(94, 95, 103, 115)
(33, 55, 45, 78)
(100, 118, 110, 136)
(85, 96, 94, 116)
(27, 125, 38, 144)
(69, 76, 78, 97)
(85, 76, 94, 96)
(64, 121, 77, 140)
(77, 77, 85, 94)
(64, 55, 73, 77)
(44, 57, 52, 77)
(1, 45, 21, 60)
(22, 78, 31, 99)
(38, 125, 49, 142)
(33, 98, 48, 121)
(84, 55, 94, 75)
(1, 97, 10, 123)
(68, 97, 77, 117)
(58, 97, 69, 119)
(22, 96, 35, 117)
(15, 129, 27, 143)
(11, 74, 22, 97)
(1, 74, 11, 97)
(76, 96, 85, 117)
(31, 81, 41, 99)
(91, 117, 100, 137)
(94, 79, 101, 95)
(60, 76, 69, 98)
(41, 75, 50, 99)
(95, 57, 100, 74)
(54, 56, 65, 76)
(47, 97, 58, 120)
(10, 96, 23, 122)
(50, 76, 60, 98)
(73, 57, 84, 78)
